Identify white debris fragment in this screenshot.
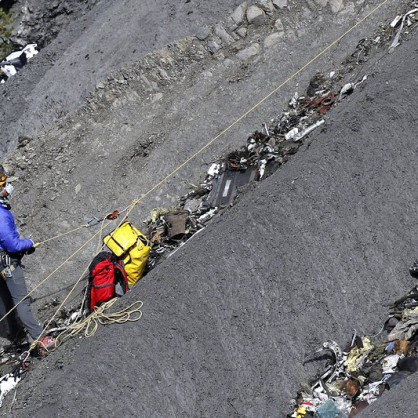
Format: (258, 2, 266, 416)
(0, 373, 21, 407)
(285, 127, 299, 140)
(293, 119, 325, 142)
(259, 159, 267, 179)
(1, 43, 39, 84)
(247, 138, 256, 151)
(69, 311, 81, 323)
(22, 44, 38, 59)
(382, 354, 401, 374)
(329, 71, 336, 78)
(197, 208, 218, 223)
(390, 15, 402, 27)
(339, 83, 354, 100)
(288, 92, 299, 108)
(207, 163, 220, 178)
(390, 8, 418, 49)
(262, 123, 270, 137)
(355, 75, 368, 87)
(1, 65, 17, 79)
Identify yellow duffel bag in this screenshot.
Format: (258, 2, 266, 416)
(104, 222, 150, 286)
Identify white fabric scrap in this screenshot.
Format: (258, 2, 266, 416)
(358, 380, 384, 402)
(382, 354, 401, 374)
(333, 396, 352, 414)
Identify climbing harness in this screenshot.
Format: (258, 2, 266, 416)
(0, 252, 15, 279)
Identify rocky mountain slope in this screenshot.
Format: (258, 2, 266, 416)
(2, 0, 404, 297)
(9, 27, 418, 417)
(0, 0, 243, 154)
(1, 0, 418, 416)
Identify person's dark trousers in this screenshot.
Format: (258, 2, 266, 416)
(0, 264, 42, 340)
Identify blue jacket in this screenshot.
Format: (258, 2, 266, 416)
(0, 205, 33, 254)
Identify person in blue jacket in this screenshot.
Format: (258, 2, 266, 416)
(0, 167, 55, 351)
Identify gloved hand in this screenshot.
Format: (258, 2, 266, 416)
(26, 241, 41, 255)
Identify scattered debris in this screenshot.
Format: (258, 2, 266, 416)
(288, 284, 418, 417)
(0, 44, 38, 83)
(390, 7, 418, 49)
(1, 2, 418, 411)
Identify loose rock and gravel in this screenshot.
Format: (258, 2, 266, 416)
(1, 0, 418, 416)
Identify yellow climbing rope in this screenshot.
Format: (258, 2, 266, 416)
(56, 299, 143, 345)
(37, 224, 89, 246)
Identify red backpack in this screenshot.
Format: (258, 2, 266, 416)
(86, 252, 129, 313)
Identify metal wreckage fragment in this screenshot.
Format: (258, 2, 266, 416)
(289, 283, 418, 418)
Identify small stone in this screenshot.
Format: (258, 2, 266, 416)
(214, 24, 235, 45)
(96, 82, 105, 89)
(222, 58, 234, 67)
(236, 43, 261, 60)
(274, 18, 284, 31)
(272, 0, 288, 9)
(313, 0, 328, 6)
(257, 0, 275, 14)
(207, 40, 222, 54)
(202, 70, 213, 78)
(151, 92, 163, 103)
(184, 199, 202, 212)
(302, 7, 312, 18)
(231, 2, 248, 25)
(231, 31, 241, 41)
(225, 17, 238, 32)
(236, 27, 248, 38)
(257, 0, 275, 12)
(329, 0, 344, 13)
(339, 2, 355, 16)
(75, 184, 81, 195)
(247, 5, 266, 26)
(264, 32, 284, 48)
(195, 26, 211, 41)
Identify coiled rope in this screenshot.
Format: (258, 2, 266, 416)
(56, 300, 143, 346)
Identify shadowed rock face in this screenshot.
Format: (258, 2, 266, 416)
(7, 30, 418, 417)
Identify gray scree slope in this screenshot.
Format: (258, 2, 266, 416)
(9, 31, 418, 417)
(0, 0, 242, 155)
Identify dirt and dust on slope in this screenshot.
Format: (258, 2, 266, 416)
(4, 19, 418, 417)
(0, 0, 244, 155)
(0, 0, 411, 302)
(0, 0, 418, 415)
